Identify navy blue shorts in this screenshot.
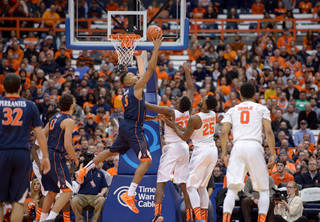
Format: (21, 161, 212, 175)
(42, 150, 72, 193)
(0, 149, 30, 203)
(110, 120, 151, 161)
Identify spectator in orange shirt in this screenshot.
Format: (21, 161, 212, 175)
(147, 0, 160, 19)
(107, 0, 119, 11)
(8, 41, 24, 63)
(299, 0, 312, 13)
(303, 30, 314, 50)
(251, 0, 265, 14)
(7, 52, 20, 71)
(188, 44, 201, 61)
(272, 151, 296, 174)
(41, 4, 60, 28)
(159, 94, 171, 107)
(274, 1, 287, 19)
(277, 28, 295, 50)
(271, 159, 294, 186)
(269, 49, 285, 68)
(94, 107, 110, 127)
(224, 44, 236, 62)
(192, 1, 206, 18)
(107, 155, 119, 178)
(54, 68, 66, 86)
(156, 63, 169, 80)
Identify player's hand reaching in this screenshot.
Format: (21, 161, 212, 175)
(267, 154, 275, 169)
(41, 157, 51, 175)
(165, 116, 175, 128)
(182, 61, 190, 72)
(152, 34, 163, 51)
(154, 114, 165, 122)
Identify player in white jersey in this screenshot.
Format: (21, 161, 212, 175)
(166, 95, 218, 222)
(146, 62, 194, 222)
(220, 83, 275, 222)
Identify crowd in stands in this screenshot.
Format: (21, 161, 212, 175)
(1, 0, 320, 220)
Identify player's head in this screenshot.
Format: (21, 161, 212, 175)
(240, 82, 256, 100)
(198, 95, 217, 111)
(58, 94, 75, 112)
(46, 109, 59, 121)
(177, 96, 191, 112)
(120, 71, 138, 86)
(3, 73, 21, 94)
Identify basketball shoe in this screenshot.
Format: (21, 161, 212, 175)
(120, 191, 139, 213)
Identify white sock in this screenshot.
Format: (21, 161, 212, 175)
(223, 188, 238, 214)
(85, 160, 96, 174)
(187, 186, 200, 209)
(258, 190, 270, 215)
(47, 211, 58, 220)
(127, 182, 138, 196)
(198, 186, 209, 209)
(40, 213, 48, 222)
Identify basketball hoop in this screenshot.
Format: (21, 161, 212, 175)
(109, 34, 141, 67)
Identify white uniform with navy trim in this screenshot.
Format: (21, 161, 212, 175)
(157, 110, 190, 184)
(187, 111, 218, 189)
(222, 101, 271, 192)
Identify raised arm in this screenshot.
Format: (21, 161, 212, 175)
(165, 115, 200, 141)
(134, 34, 162, 90)
(62, 118, 79, 167)
(263, 118, 275, 169)
(183, 62, 194, 106)
(145, 101, 174, 118)
(135, 51, 145, 78)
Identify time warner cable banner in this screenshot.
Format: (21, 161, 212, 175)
(101, 175, 182, 222)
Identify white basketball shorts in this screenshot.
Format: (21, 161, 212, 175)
(187, 144, 218, 189)
(157, 142, 189, 184)
(227, 140, 269, 192)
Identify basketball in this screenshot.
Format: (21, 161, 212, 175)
(147, 25, 162, 41)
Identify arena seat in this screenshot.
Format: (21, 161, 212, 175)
(293, 14, 314, 19)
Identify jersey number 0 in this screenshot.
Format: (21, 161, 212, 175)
(240, 111, 250, 124)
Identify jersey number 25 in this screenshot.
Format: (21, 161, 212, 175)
(203, 122, 214, 136)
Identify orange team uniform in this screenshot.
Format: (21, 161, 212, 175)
(187, 48, 201, 61)
(303, 37, 313, 50)
(192, 7, 206, 18)
(284, 61, 301, 75)
(159, 100, 171, 107)
(271, 172, 294, 186)
(272, 161, 296, 174)
(107, 167, 118, 177)
(94, 114, 110, 125)
(299, 1, 312, 13)
(269, 56, 285, 68)
(42, 11, 60, 27)
(251, 3, 265, 14)
(277, 36, 295, 50)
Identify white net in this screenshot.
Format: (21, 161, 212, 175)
(109, 34, 141, 67)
